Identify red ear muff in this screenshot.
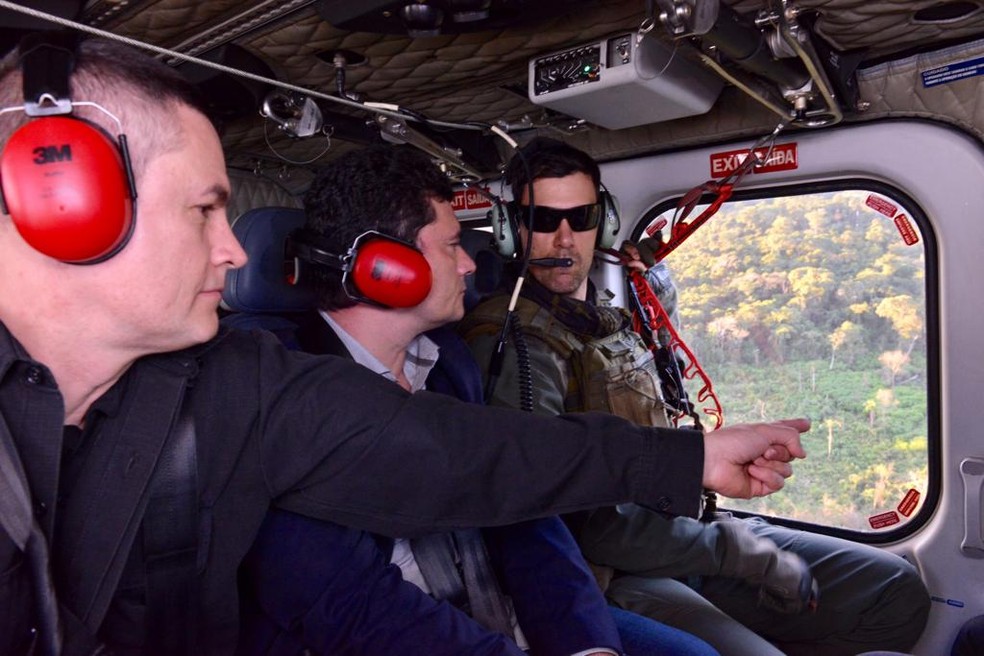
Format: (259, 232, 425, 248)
(349, 237, 432, 308)
(1, 115, 133, 263)
(286, 229, 432, 308)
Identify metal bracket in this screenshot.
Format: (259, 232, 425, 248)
(375, 114, 484, 182)
(762, 0, 843, 127)
(654, 0, 844, 128)
(653, 0, 719, 37)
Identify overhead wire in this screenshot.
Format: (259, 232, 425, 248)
(2, 0, 537, 402)
(0, 0, 519, 151)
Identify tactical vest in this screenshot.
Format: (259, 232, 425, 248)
(461, 295, 672, 429)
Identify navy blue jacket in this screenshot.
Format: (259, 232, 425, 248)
(237, 316, 622, 655)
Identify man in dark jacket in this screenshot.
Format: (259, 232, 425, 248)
(0, 37, 807, 654)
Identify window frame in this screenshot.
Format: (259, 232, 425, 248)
(629, 178, 941, 544)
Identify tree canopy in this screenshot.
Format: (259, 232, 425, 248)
(651, 190, 930, 531)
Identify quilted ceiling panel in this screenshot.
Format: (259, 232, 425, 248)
(58, 0, 984, 168)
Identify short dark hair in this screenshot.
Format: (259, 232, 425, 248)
(301, 145, 454, 310)
(0, 37, 208, 179)
(504, 137, 600, 202)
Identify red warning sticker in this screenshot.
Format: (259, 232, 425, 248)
(869, 510, 901, 529)
(709, 143, 798, 178)
(898, 488, 921, 517)
(452, 187, 493, 212)
(865, 195, 898, 218)
(893, 214, 920, 245)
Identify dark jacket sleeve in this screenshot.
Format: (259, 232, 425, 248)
(238, 509, 524, 656)
(226, 330, 703, 537)
(485, 517, 621, 656)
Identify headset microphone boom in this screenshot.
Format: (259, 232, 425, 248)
(528, 257, 573, 267)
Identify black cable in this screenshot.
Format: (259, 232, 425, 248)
(397, 106, 431, 125)
(483, 146, 535, 405)
(508, 314, 534, 412)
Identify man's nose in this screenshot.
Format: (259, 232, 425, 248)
(459, 248, 476, 276)
(554, 218, 575, 246)
(213, 215, 248, 269)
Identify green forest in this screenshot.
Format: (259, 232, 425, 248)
(654, 189, 930, 532)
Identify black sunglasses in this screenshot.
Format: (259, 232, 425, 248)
(514, 203, 603, 233)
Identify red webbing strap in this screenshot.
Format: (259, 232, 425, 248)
(627, 270, 724, 430)
(644, 124, 785, 264)
(644, 182, 734, 263)
(616, 127, 787, 425)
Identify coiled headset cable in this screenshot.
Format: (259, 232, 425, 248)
(483, 149, 536, 409)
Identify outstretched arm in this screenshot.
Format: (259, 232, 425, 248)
(235, 331, 805, 537)
(254, 331, 706, 535)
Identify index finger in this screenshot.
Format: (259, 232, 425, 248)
(767, 419, 808, 460)
(775, 417, 811, 433)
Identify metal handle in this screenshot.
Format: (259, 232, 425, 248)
(960, 457, 984, 558)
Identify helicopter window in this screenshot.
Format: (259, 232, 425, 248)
(637, 183, 937, 540)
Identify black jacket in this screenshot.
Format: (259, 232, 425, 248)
(0, 322, 702, 654)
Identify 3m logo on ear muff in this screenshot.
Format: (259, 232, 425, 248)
(0, 34, 136, 264)
(32, 144, 72, 164)
(286, 229, 432, 309)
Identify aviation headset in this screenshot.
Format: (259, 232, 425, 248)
(488, 186, 620, 259)
(0, 33, 136, 264)
(286, 228, 432, 309)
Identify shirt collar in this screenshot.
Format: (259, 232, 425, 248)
(0, 320, 33, 380)
(320, 310, 440, 393)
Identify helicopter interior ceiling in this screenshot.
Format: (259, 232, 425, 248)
(1, 0, 982, 185)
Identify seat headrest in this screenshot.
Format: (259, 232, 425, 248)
(460, 227, 503, 311)
(223, 207, 318, 313)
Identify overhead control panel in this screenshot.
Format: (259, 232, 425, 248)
(528, 33, 723, 129)
(531, 42, 604, 97)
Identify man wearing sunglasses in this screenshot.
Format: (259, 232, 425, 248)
(512, 200, 606, 298)
(460, 138, 930, 656)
